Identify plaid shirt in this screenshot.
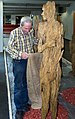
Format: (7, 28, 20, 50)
(7, 27, 36, 59)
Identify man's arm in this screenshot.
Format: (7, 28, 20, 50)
(7, 31, 22, 59)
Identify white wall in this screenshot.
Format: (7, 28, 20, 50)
(11, 15, 16, 24)
(0, 1, 3, 52)
(61, 2, 75, 40)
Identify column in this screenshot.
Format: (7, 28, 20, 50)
(0, 1, 3, 52)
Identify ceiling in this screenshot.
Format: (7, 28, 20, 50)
(1, 0, 72, 15)
(3, 0, 48, 15)
(1, 0, 48, 3)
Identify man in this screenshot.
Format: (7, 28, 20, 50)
(7, 16, 37, 119)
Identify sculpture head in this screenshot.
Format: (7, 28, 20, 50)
(41, 1, 55, 21)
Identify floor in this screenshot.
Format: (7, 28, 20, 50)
(0, 49, 75, 119)
(0, 52, 8, 119)
(58, 58, 75, 119)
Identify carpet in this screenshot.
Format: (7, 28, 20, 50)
(60, 87, 75, 106)
(23, 104, 68, 119)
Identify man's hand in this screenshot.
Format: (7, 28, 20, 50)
(21, 52, 29, 59)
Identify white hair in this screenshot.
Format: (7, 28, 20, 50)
(20, 16, 32, 27)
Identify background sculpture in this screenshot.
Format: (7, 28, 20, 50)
(70, 34, 75, 76)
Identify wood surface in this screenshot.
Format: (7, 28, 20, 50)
(37, 1, 64, 119)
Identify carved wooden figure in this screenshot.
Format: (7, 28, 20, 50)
(38, 1, 64, 119)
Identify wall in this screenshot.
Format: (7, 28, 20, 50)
(0, 1, 3, 52)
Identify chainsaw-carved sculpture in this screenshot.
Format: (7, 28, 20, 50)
(38, 1, 64, 119)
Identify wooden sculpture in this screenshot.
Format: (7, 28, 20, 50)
(38, 1, 64, 119)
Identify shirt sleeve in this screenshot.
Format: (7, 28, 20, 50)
(30, 29, 39, 45)
(7, 31, 22, 59)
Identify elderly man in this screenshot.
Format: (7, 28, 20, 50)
(7, 16, 37, 119)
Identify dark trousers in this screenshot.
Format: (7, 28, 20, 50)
(13, 59, 29, 111)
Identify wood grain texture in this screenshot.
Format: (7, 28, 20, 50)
(37, 1, 64, 119)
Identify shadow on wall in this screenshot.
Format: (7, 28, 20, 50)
(63, 38, 71, 62)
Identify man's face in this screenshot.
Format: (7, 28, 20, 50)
(22, 22, 32, 33)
